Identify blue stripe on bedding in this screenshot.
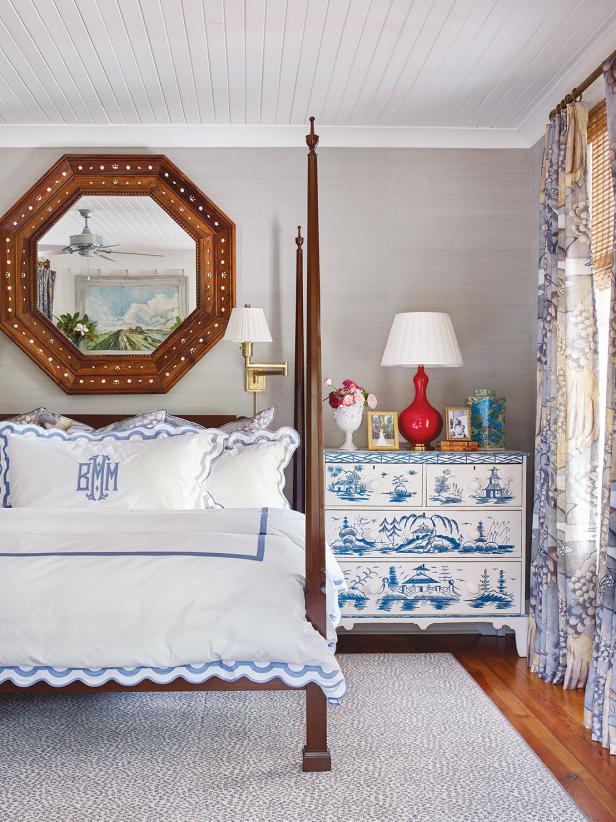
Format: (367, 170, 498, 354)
(0, 507, 270, 562)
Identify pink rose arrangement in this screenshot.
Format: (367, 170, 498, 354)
(324, 378, 377, 411)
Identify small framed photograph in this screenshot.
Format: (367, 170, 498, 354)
(367, 411, 399, 451)
(445, 406, 471, 440)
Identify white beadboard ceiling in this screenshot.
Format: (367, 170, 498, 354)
(39, 195, 194, 253)
(0, 0, 614, 148)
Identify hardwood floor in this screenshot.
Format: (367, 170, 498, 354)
(337, 633, 616, 822)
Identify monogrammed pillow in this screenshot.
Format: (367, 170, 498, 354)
(0, 423, 225, 510)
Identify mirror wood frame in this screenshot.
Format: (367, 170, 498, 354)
(0, 154, 235, 394)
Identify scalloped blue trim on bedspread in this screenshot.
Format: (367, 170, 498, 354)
(0, 659, 345, 704)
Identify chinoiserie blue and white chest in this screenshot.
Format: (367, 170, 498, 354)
(324, 449, 528, 656)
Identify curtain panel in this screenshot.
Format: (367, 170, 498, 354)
(36, 264, 56, 321)
(528, 101, 600, 689)
(584, 57, 616, 755)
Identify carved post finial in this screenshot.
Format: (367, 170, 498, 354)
(306, 116, 319, 151)
(296, 225, 304, 247)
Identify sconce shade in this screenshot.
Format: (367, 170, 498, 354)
(224, 306, 273, 343)
(381, 312, 463, 368)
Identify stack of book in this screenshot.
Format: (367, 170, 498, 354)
(439, 440, 479, 452)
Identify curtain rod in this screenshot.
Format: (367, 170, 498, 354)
(549, 48, 616, 119)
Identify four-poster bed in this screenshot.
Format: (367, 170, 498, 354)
(0, 120, 332, 772)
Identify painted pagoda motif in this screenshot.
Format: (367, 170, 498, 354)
(471, 467, 514, 505)
(337, 562, 520, 616)
(328, 512, 515, 555)
(429, 466, 515, 506)
(377, 564, 460, 611)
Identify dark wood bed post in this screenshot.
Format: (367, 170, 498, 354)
(293, 226, 305, 515)
(302, 117, 331, 773)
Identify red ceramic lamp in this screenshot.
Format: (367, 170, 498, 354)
(381, 312, 463, 450)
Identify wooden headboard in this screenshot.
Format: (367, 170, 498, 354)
(1, 413, 237, 428)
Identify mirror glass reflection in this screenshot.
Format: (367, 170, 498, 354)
(36, 195, 197, 354)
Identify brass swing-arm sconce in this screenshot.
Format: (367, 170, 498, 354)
(240, 340, 288, 392)
(224, 305, 287, 413)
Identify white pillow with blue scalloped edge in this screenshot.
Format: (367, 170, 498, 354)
(0, 422, 226, 510)
(204, 427, 299, 510)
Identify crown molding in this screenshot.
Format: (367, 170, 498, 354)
(0, 123, 530, 150)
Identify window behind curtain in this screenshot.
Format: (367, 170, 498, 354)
(589, 99, 613, 513)
(589, 100, 614, 293)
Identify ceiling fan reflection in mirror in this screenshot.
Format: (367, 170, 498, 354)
(39, 208, 165, 262)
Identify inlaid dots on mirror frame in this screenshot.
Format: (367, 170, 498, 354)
(1, 154, 233, 394)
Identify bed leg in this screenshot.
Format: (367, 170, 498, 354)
(302, 683, 331, 772)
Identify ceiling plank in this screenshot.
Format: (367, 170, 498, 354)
(223, 0, 247, 124)
(157, 0, 202, 123)
(0, 68, 40, 124)
(332, 0, 392, 125)
(2, 0, 91, 123)
(260, 0, 288, 124)
(133, 0, 188, 123)
(300, 0, 350, 123)
(106, 0, 172, 124)
(180, 0, 216, 123)
(244, 0, 266, 123)
(40, 0, 127, 123)
(275, 0, 309, 123)
(392, 0, 482, 127)
(27, 0, 109, 123)
(204, 0, 231, 123)
(431, 0, 517, 127)
(349, 0, 421, 125)
(318, 0, 372, 125)
(495, 0, 616, 129)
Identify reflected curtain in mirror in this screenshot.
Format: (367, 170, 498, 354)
(36, 260, 56, 321)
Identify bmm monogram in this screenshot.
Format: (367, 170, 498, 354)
(76, 455, 119, 501)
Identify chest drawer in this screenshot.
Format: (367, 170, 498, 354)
(338, 559, 523, 617)
(426, 463, 524, 508)
(327, 508, 522, 559)
(325, 460, 423, 508)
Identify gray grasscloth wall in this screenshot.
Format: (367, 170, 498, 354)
(0, 146, 536, 453)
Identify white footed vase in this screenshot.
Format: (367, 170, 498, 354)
(334, 404, 364, 451)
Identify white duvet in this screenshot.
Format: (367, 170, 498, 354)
(0, 507, 344, 696)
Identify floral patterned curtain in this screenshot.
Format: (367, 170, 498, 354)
(528, 101, 600, 689)
(584, 57, 616, 755)
(36, 262, 56, 321)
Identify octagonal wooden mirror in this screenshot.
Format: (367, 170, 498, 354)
(0, 155, 235, 393)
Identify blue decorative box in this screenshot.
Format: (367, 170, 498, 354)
(466, 388, 505, 450)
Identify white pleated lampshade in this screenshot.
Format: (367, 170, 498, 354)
(224, 305, 273, 343)
(381, 312, 463, 368)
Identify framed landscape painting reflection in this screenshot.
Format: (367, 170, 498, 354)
(76, 274, 188, 354)
(368, 411, 399, 451)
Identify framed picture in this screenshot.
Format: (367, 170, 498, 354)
(75, 273, 188, 354)
(367, 411, 399, 451)
(445, 406, 471, 440)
